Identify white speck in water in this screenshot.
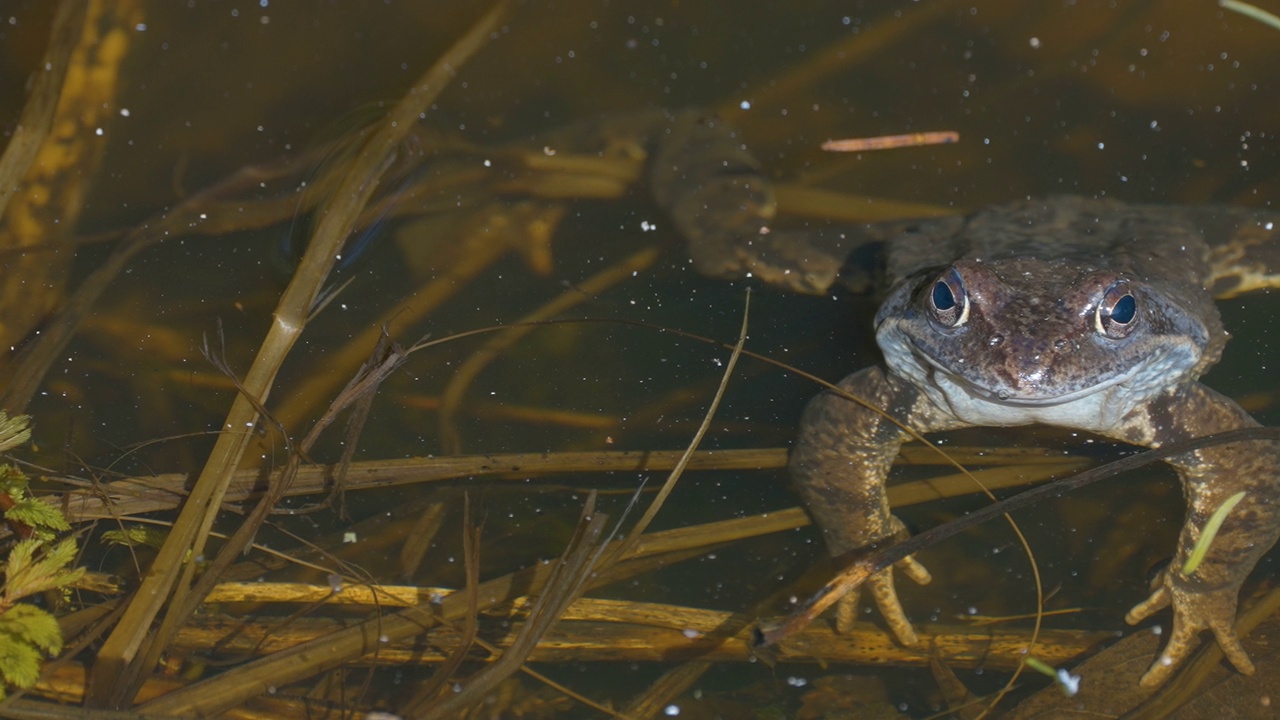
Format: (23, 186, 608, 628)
(739, 100, 752, 110)
(664, 705, 680, 716)
(1029, 37, 1041, 49)
(1057, 669, 1081, 696)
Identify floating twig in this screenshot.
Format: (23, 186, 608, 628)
(821, 131, 959, 152)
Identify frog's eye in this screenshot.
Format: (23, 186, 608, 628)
(929, 267, 969, 328)
(1096, 282, 1138, 338)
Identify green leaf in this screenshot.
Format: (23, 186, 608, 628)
(0, 413, 31, 454)
(4, 499, 70, 533)
(3, 538, 39, 580)
(0, 464, 28, 494)
(1183, 490, 1247, 576)
(0, 604, 63, 655)
(41, 538, 79, 573)
(3, 538, 84, 602)
(0, 634, 41, 689)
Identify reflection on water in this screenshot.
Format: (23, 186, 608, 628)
(2, 1, 1278, 716)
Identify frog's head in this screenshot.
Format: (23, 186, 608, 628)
(874, 258, 1213, 430)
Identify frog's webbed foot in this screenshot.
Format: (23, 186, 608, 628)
(1125, 572, 1253, 687)
(833, 517, 932, 646)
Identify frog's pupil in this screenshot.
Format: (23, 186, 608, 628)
(1110, 294, 1136, 323)
(932, 281, 956, 310)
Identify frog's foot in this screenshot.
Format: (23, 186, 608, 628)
(1125, 575, 1254, 688)
(834, 555, 932, 646)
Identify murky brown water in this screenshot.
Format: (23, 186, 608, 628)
(2, 1, 1278, 716)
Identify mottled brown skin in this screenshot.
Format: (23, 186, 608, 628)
(646, 112, 1280, 687)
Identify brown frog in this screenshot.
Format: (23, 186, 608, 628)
(648, 111, 1280, 687)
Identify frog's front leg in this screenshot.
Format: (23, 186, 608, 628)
(1115, 382, 1280, 687)
(790, 366, 962, 644)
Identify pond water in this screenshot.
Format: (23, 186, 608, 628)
(2, 0, 1279, 717)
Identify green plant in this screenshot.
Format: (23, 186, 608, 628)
(0, 413, 83, 701)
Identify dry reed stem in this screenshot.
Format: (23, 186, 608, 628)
(399, 497, 483, 712)
(38, 446, 1087, 530)
(133, 524, 540, 714)
(150, 601, 1106, 670)
(415, 496, 609, 718)
(87, 1, 512, 707)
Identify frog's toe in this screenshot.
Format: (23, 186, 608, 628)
(1136, 612, 1255, 688)
(832, 568, 920, 645)
(897, 555, 932, 586)
(868, 568, 920, 646)
(1124, 584, 1170, 625)
(1138, 618, 1194, 688)
(1211, 621, 1256, 676)
(1130, 578, 1254, 687)
(834, 588, 860, 634)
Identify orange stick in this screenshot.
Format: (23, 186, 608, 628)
(822, 130, 959, 152)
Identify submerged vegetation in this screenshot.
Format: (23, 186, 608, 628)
(0, 412, 84, 702)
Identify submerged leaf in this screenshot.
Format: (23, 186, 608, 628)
(0, 635, 41, 689)
(3, 538, 39, 580)
(100, 525, 169, 551)
(0, 604, 62, 654)
(4, 498, 70, 533)
(3, 538, 84, 602)
(0, 413, 31, 453)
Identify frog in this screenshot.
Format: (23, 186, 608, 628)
(643, 110, 1280, 687)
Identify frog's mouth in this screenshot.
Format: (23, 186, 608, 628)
(911, 338, 1187, 415)
(911, 358, 1160, 431)
(916, 351, 1147, 407)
